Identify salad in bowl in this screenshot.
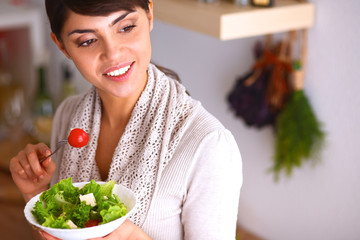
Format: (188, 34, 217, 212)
(24, 178, 136, 240)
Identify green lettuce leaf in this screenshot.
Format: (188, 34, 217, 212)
(70, 201, 92, 228)
(79, 179, 100, 196)
(40, 177, 79, 205)
(42, 215, 70, 229)
(32, 201, 50, 224)
(98, 180, 116, 198)
(100, 204, 127, 224)
(31, 178, 127, 229)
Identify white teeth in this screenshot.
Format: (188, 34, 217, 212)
(107, 65, 131, 77)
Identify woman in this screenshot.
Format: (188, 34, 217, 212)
(9, 0, 242, 239)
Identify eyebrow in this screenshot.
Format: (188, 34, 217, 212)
(111, 10, 135, 26)
(67, 10, 136, 36)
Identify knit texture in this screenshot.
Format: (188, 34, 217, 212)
(55, 64, 199, 226)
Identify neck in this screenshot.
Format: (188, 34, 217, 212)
(98, 91, 136, 129)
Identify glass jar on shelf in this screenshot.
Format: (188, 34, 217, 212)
(0, 35, 27, 141)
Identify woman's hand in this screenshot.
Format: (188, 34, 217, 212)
(89, 219, 152, 240)
(9, 143, 56, 202)
(39, 219, 151, 240)
(39, 231, 60, 240)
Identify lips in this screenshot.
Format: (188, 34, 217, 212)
(103, 62, 134, 81)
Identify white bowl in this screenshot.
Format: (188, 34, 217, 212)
(24, 182, 137, 240)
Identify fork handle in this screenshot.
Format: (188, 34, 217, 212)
(39, 140, 67, 163)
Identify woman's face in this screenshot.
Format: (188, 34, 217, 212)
(52, 4, 153, 101)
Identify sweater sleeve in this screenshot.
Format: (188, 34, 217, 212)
(181, 129, 242, 240)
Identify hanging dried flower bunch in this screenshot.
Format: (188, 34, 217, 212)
(227, 30, 325, 180)
(271, 30, 325, 180)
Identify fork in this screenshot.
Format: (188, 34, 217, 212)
(39, 139, 68, 163)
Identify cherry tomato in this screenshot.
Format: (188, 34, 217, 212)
(84, 219, 100, 228)
(67, 128, 89, 148)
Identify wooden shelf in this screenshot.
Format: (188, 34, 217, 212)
(154, 0, 315, 40)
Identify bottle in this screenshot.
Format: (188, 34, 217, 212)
(33, 65, 54, 144)
(250, 0, 273, 7)
(234, 0, 249, 7)
(61, 63, 76, 101)
(0, 36, 14, 139)
(0, 39, 12, 87)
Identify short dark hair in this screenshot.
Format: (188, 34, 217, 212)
(45, 0, 150, 40)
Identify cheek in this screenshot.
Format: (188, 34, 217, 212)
(71, 56, 98, 82)
(133, 32, 152, 64)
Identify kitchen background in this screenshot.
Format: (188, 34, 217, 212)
(0, 0, 359, 239)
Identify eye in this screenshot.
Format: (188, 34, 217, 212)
(78, 39, 97, 47)
(120, 25, 136, 33)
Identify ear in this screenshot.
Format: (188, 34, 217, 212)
(50, 32, 71, 59)
(147, 0, 154, 32)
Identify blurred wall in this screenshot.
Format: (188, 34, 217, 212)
(150, 0, 360, 239)
(31, 0, 360, 239)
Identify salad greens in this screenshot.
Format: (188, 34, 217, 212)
(31, 178, 127, 229)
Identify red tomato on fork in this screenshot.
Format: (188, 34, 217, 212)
(68, 128, 89, 148)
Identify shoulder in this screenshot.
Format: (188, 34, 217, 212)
(175, 103, 242, 174)
(184, 115, 241, 169)
(180, 101, 227, 145)
(178, 99, 242, 173)
(149, 63, 242, 168)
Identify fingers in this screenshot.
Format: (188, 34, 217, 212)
(42, 158, 56, 179)
(23, 148, 43, 179)
(10, 143, 51, 181)
(25, 143, 49, 177)
(36, 142, 52, 161)
(9, 143, 56, 202)
(88, 220, 138, 240)
(10, 155, 27, 179)
(40, 231, 61, 240)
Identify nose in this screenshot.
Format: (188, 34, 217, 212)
(100, 36, 121, 61)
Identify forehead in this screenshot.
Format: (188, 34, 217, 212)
(62, 9, 141, 33)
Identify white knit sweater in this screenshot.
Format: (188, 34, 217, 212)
(50, 65, 242, 239)
(141, 113, 242, 240)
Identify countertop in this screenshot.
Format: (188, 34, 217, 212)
(0, 171, 35, 240)
(0, 132, 36, 240)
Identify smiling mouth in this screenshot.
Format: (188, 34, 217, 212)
(106, 64, 131, 77)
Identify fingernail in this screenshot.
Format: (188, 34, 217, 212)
(39, 174, 44, 180)
(18, 169, 25, 175)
